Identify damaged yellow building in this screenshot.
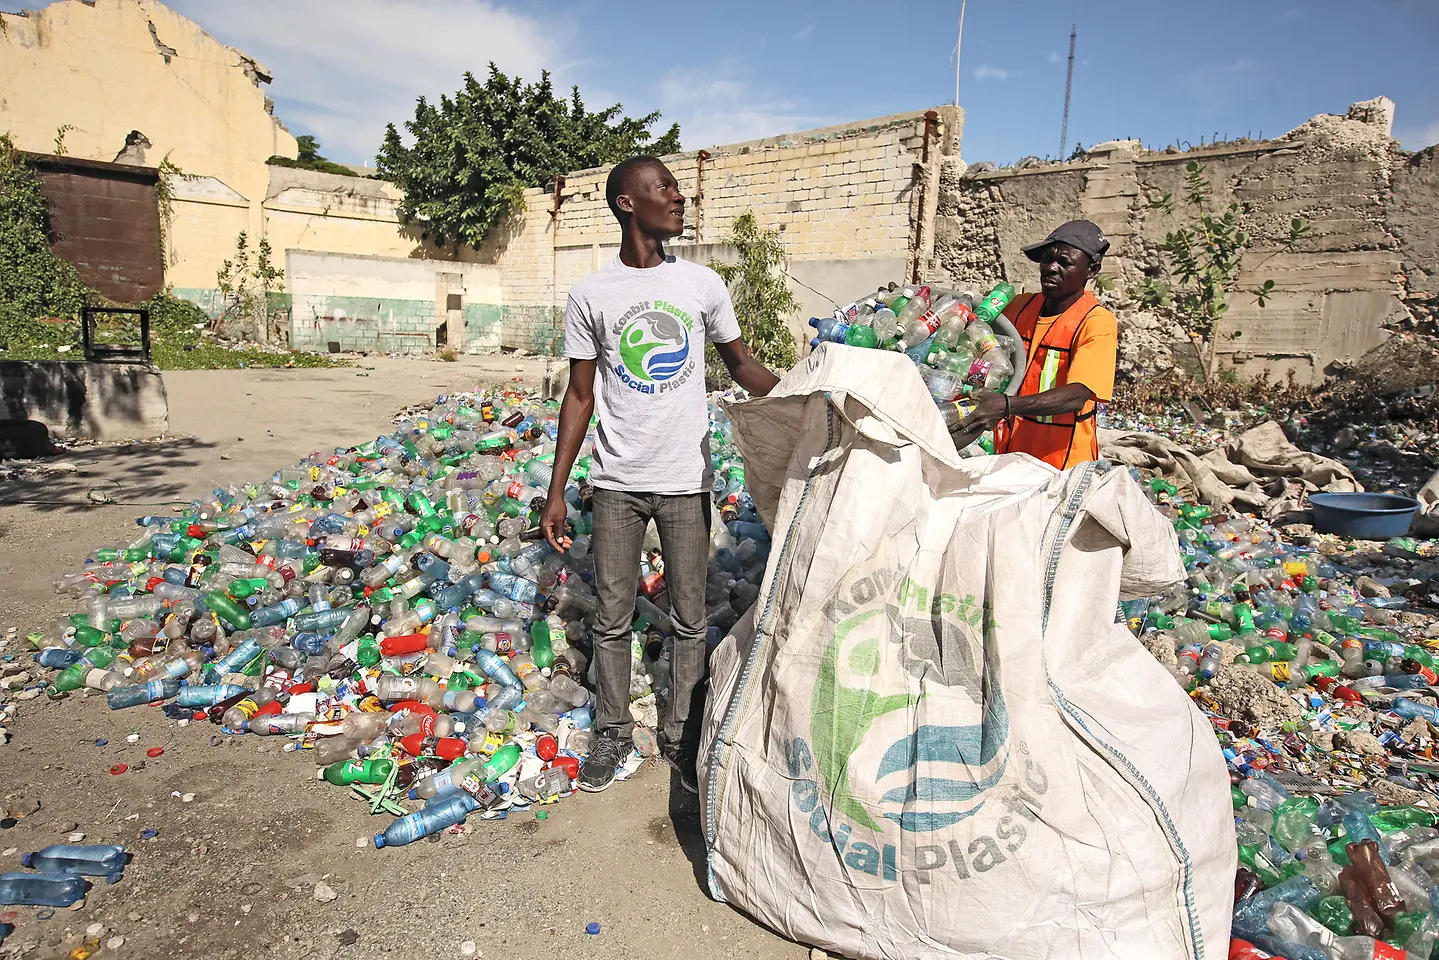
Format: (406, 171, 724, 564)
(0, 0, 501, 352)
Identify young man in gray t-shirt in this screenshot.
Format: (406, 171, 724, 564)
(541, 156, 780, 794)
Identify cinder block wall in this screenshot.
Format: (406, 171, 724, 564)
(481, 107, 960, 356)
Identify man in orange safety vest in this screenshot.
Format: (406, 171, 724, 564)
(952, 220, 1118, 470)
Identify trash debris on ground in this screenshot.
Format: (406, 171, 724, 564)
(22, 388, 768, 848)
(1128, 472, 1439, 959)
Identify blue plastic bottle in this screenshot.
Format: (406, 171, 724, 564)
(107, 677, 180, 709)
(488, 572, 538, 603)
(0, 871, 90, 907)
(472, 649, 522, 689)
(25, 843, 125, 863)
(176, 683, 247, 708)
(373, 791, 479, 848)
(251, 598, 303, 628)
(205, 638, 263, 681)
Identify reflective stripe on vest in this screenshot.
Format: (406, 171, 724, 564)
(1034, 348, 1064, 423)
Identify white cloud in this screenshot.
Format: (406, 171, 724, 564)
(1045, 50, 1062, 64)
(655, 62, 834, 149)
(166, 0, 576, 164)
(975, 64, 1017, 81)
(794, 21, 815, 41)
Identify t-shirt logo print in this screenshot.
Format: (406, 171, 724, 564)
(618, 310, 690, 383)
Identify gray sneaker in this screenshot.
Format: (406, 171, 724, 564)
(578, 730, 633, 793)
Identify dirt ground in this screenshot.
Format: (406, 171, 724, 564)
(0, 356, 800, 960)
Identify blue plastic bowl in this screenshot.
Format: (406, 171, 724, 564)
(1307, 492, 1419, 539)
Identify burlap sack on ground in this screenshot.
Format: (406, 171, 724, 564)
(1101, 420, 1361, 516)
(700, 344, 1234, 960)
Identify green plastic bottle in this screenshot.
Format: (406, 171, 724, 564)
(529, 620, 555, 671)
(483, 743, 521, 782)
(1272, 797, 1320, 852)
(1370, 806, 1438, 832)
(1239, 641, 1297, 664)
(321, 757, 394, 785)
(203, 590, 252, 631)
(71, 625, 109, 648)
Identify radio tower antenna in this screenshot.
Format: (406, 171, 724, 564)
(952, 0, 967, 107)
(1059, 0, 1077, 158)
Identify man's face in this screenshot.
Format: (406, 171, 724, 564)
(1037, 242, 1095, 299)
(619, 162, 685, 239)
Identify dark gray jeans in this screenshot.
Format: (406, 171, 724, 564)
(590, 487, 710, 747)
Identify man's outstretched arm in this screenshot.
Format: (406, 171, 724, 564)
(715, 339, 780, 397)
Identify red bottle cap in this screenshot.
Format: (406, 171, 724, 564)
(146, 747, 164, 758)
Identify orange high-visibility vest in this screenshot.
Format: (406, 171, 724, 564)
(995, 292, 1102, 470)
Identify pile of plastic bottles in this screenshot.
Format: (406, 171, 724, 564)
(808, 280, 1020, 453)
(23, 390, 769, 849)
(1129, 473, 1439, 959)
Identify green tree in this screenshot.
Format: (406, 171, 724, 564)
(709, 212, 799, 370)
(0, 133, 89, 323)
(215, 231, 284, 340)
(376, 64, 681, 249)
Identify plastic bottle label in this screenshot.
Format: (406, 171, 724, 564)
(966, 360, 993, 386)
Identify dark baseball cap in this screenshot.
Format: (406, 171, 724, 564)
(1022, 220, 1110, 263)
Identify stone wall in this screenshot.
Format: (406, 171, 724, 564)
(479, 107, 960, 356)
(931, 98, 1439, 384)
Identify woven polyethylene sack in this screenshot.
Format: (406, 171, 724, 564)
(699, 344, 1234, 960)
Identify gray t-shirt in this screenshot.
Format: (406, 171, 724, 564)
(564, 256, 742, 494)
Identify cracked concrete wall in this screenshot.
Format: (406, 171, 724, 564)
(0, 0, 298, 291)
(0, 0, 482, 351)
(934, 98, 1437, 384)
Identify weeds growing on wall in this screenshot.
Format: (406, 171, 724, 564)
(1137, 160, 1310, 382)
(215, 231, 284, 339)
(708, 211, 799, 374)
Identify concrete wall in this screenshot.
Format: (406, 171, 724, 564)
(285, 251, 501, 355)
(932, 97, 1438, 383)
(0, 360, 168, 439)
(479, 107, 961, 356)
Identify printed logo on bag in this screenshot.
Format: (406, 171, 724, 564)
(785, 568, 1050, 884)
(610, 300, 696, 394)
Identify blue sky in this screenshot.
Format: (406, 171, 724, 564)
(13, 0, 1438, 164)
